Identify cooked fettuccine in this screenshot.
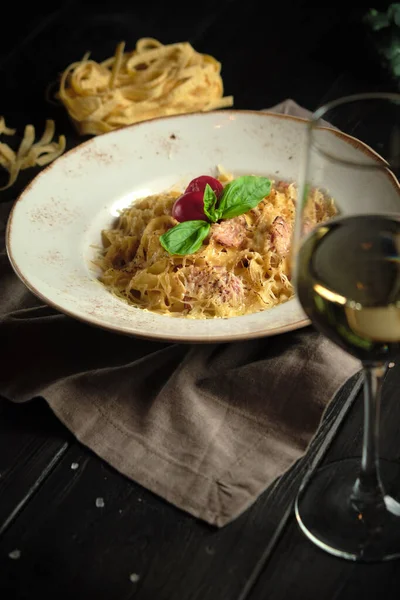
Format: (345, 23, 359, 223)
(97, 172, 336, 319)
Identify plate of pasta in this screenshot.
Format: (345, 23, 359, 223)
(7, 109, 397, 342)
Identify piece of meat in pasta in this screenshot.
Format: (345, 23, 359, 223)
(269, 216, 292, 258)
(210, 216, 247, 248)
(184, 265, 244, 307)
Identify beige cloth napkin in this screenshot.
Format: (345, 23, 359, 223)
(0, 100, 360, 527)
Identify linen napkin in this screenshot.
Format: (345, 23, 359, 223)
(0, 100, 360, 527)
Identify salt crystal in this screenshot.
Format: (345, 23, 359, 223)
(130, 573, 140, 583)
(9, 549, 21, 560)
(71, 463, 79, 470)
(95, 497, 105, 508)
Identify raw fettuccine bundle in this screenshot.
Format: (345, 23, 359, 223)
(57, 38, 234, 136)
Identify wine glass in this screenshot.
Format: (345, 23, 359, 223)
(293, 93, 400, 562)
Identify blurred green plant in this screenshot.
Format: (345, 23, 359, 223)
(364, 4, 400, 79)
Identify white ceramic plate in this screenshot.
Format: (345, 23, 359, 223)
(6, 110, 400, 343)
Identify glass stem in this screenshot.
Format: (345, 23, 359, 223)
(351, 364, 386, 509)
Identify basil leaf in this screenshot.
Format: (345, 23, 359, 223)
(203, 184, 219, 222)
(160, 220, 210, 255)
(217, 176, 271, 220)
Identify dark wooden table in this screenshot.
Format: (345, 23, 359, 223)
(1, 2, 400, 598)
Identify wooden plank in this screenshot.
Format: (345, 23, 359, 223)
(0, 398, 70, 534)
(0, 375, 361, 600)
(245, 365, 400, 600)
(246, 521, 400, 600)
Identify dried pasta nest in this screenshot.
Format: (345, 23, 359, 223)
(57, 38, 234, 136)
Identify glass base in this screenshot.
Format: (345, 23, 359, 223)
(295, 458, 400, 562)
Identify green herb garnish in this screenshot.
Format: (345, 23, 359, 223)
(159, 220, 211, 256)
(216, 175, 271, 220)
(203, 184, 219, 222)
(160, 175, 271, 255)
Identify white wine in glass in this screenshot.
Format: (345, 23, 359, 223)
(293, 93, 400, 562)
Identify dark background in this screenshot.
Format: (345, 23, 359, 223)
(0, 1, 396, 115)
